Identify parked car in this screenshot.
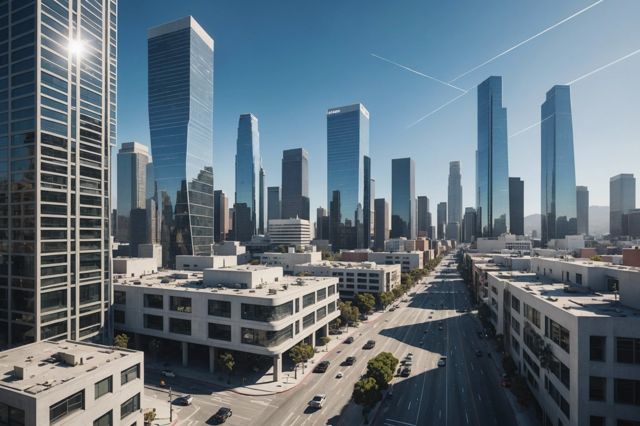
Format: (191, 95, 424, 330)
(344, 356, 356, 366)
(438, 356, 447, 367)
(400, 367, 411, 377)
(308, 394, 326, 408)
(363, 340, 376, 349)
(161, 370, 176, 378)
(336, 371, 343, 379)
(175, 394, 193, 406)
(344, 336, 354, 344)
(211, 407, 232, 424)
(314, 361, 330, 373)
(329, 329, 343, 335)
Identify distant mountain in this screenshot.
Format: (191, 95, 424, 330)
(524, 214, 541, 237)
(523, 206, 609, 237)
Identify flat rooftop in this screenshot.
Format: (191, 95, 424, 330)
(115, 270, 336, 298)
(298, 261, 398, 270)
(491, 270, 640, 318)
(0, 340, 137, 396)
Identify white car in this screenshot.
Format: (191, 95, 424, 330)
(336, 371, 344, 379)
(161, 370, 176, 378)
(175, 394, 193, 406)
(309, 394, 326, 408)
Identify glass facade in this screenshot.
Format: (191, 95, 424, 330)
(241, 325, 292, 347)
(447, 161, 462, 225)
(234, 113, 260, 241)
(327, 104, 370, 249)
(541, 85, 577, 244)
(476, 76, 509, 237)
(609, 174, 636, 236)
(241, 302, 292, 322)
(148, 17, 214, 267)
(390, 158, 415, 239)
(509, 177, 524, 236)
(281, 148, 309, 220)
(116, 142, 149, 254)
(267, 186, 280, 223)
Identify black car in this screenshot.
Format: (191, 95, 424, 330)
(344, 356, 356, 366)
(344, 336, 354, 344)
(400, 367, 411, 377)
(210, 407, 232, 424)
(314, 361, 330, 373)
(363, 340, 376, 349)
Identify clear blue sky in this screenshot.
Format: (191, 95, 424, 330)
(117, 0, 640, 216)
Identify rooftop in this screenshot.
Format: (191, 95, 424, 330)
(0, 340, 138, 396)
(297, 261, 398, 270)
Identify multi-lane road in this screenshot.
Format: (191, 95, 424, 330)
(145, 253, 518, 426)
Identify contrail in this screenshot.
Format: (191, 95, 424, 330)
(371, 53, 467, 93)
(449, 0, 604, 83)
(407, 91, 469, 128)
(509, 115, 553, 139)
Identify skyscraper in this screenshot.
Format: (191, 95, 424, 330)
(391, 158, 416, 239)
(463, 208, 478, 243)
(374, 198, 390, 251)
(259, 166, 266, 234)
(0, 0, 117, 347)
(576, 186, 589, 235)
(437, 202, 447, 240)
(447, 161, 463, 225)
(316, 207, 329, 240)
(610, 174, 636, 236)
(541, 85, 577, 245)
(116, 142, 150, 252)
(148, 17, 214, 266)
(326, 104, 370, 250)
(214, 190, 229, 243)
(509, 177, 524, 236)
(267, 186, 281, 224)
(476, 76, 509, 237)
(281, 148, 309, 220)
(417, 196, 431, 237)
(234, 113, 261, 241)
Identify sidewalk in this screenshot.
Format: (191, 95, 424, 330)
(142, 393, 178, 426)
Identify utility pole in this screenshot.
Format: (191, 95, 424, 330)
(169, 386, 173, 422)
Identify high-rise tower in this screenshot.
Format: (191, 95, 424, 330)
(447, 161, 463, 225)
(116, 142, 150, 252)
(391, 158, 416, 239)
(281, 148, 309, 220)
(234, 114, 261, 242)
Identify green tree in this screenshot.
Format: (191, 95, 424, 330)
(379, 292, 394, 308)
(352, 376, 382, 407)
(289, 342, 314, 378)
(590, 255, 603, 262)
(391, 287, 403, 300)
(319, 336, 331, 351)
(356, 293, 376, 314)
(144, 409, 157, 425)
(113, 333, 129, 349)
(330, 317, 342, 331)
(338, 301, 360, 328)
(366, 352, 398, 389)
(220, 352, 235, 384)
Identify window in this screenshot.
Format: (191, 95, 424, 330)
(316, 306, 326, 320)
(114, 290, 126, 305)
(617, 420, 640, 426)
(302, 312, 315, 329)
(169, 296, 192, 313)
(511, 318, 520, 336)
(590, 336, 606, 361)
(522, 350, 540, 376)
(576, 273, 583, 285)
(143, 314, 163, 331)
(241, 302, 292, 322)
(546, 379, 570, 420)
(0, 402, 25, 426)
(94, 376, 112, 399)
(120, 393, 140, 419)
(114, 310, 125, 324)
(511, 295, 520, 313)
(328, 285, 336, 296)
(303, 292, 315, 308)
(616, 337, 640, 364)
(121, 364, 139, 386)
(523, 304, 540, 328)
(50, 390, 84, 423)
(545, 317, 570, 353)
(208, 323, 231, 341)
(169, 318, 191, 335)
(93, 410, 112, 426)
(549, 353, 570, 390)
(589, 376, 606, 401)
(317, 288, 326, 301)
(614, 378, 640, 405)
(143, 294, 163, 309)
(589, 416, 604, 426)
(208, 300, 231, 317)
(241, 325, 293, 347)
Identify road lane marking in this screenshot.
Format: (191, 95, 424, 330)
(385, 419, 416, 426)
(466, 412, 470, 423)
(478, 394, 482, 401)
(407, 400, 412, 410)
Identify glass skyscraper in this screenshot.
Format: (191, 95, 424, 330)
(391, 158, 416, 239)
(576, 186, 589, 235)
(541, 85, 577, 244)
(116, 142, 150, 253)
(0, 0, 117, 347)
(148, 17, 214, 266)
(610, 174, 636, 236)
(234, 113, 261, 242)
(417, 196, 431, 237)
(509, 177, 524, 236)
(327, 104, 370, 250)
(447, 161, 462, 225)
(476, 76, 509, 237)
(281, 148, 309, 220)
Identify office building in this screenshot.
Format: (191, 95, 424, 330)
(113, 266, 339, 381)
(610, 174, 636, 237)
(541, 85, 577, 244)
(281, 148, 309, 220)
(326, 104, 371, 250)
(268, 186, 281, 224)
(447, 161, 463, 225)
(374, 198, 390, 251)
(316, 207, 328, 240)
(260, 249, 322, 273)
(145, 162, 160, 244)
(267, 219, 312, 247)
(576, 186, 589, 235)
(463, 207, 478, 243)
(417, 196, 431, 238)
(149, 17, 215, 266)
(437, 202, 447, 240)
(259, 167, 266, 234)
(509, 177, 524, 236)
(0, 0, 117, 347)
(445, 222, 460, 242)
(391, 158, 416, 239)
(116, 142, 150, 251)
(234, 113, 261, 241)
(0, 340, 144, 426)
(367, 251, 424, 273)
(476, 76, 509, 237)
(624, 209, 640, 238)
(214, 190, 229, 243)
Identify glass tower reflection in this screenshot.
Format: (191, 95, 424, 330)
(476, 76, 509, 237)
(148, 17, 214, 266)
(234, 114, 261, 242)
(327, 104, 370, 250)
(391, 158, 416, 239)
(541, 85, 577, 244)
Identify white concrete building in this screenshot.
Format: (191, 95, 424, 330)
(367, 251, 424, 272)
(476, 234, 533, 253)
(260, 250, 322, 273)
(293, 261, 401, 299)
(139, 243, 163, 267)
(113, 266, 339, 381)
(176, 255, 239, 271)
(384, 238, 416, 252)
(267, 218, 312, 246)
(0, 340, 143, 426)
(113, 257, 158, 277)
(482, 257, 640, 426)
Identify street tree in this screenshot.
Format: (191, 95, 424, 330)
(379, 292, 394, 308)
(356, 293, 376, 314)
(113, 333, 129, 349)
(220, 352, 235, 384)
(319, 336, 331, 351)
(289, 342, 314, 378)
(352, 376, 381, 407)
(366, 352, 398, 389)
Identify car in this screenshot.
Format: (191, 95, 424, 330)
(438, 356, 447, 367)
(336, 371, 343, 378)
(438, 326, 444, 331)
(405, 353, 413, 360)
(475, 350, 483, 357)
(344, 336, 354, 344)
(389, 307, 396, 312)
(314, 361, 330, 373)
(403, 359, 413, 367)
(175, 394, 193, 406)
(211, 407, 233, 424)
(419, 340, 424, 346)
(344, 356, 356, 366)
(161, 370, 176, 378)
(308, 394, 326, 408)
(363, 340, 376, 349)
(329, 329, 343, 335)
(400, 367, 411, 377)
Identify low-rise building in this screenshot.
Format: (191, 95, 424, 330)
(476, 234, 532, 253)
(260, 249, 322, 273)
(267, 219, 311, 246)
(293, 261, 401, 299)
(367, 251, 423, 272)
(0, 340, 144, 426)
(176, 254, 244, 271)
(113, 266, 339, 381)
(113, 256, 158, 277)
